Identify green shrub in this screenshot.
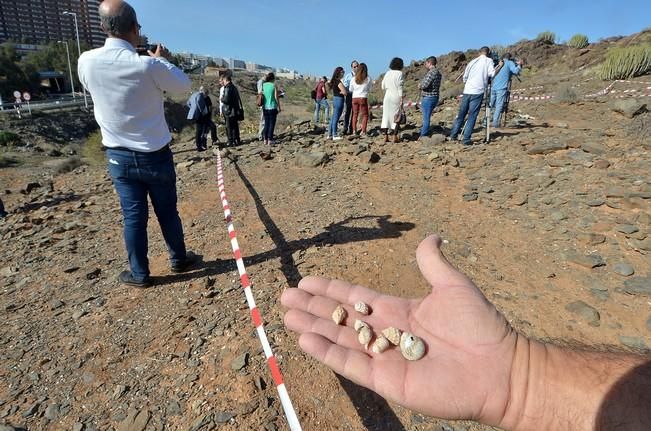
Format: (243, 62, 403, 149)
(82, 131, 104, 166)
(536, 31, 556, 44)
(599, 45, 651, 80)
(555, 84, 578, 103)
(0, 131, 21, 146)
(567, 34, 589, 49)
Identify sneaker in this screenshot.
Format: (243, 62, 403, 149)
(332, 136, 343, 141)
(118, 270, 151, 288)
(171, 251, 201, 273)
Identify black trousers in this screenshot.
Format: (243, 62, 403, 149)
(194, 119, 207, 149)
(343, 93, 353, 134)
(224, 116, 241, 146)
(0, 197, 6, 217)
(201, 115, 218, 143)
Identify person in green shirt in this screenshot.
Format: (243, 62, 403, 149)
(261, 72, 281, 147)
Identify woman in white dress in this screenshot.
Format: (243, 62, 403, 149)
(381, 57, 404, 143)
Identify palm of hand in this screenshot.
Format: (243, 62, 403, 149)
(282, 236, 517, 426)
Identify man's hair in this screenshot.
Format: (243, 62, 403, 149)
(265, 72, 275, 82)
(389, 57, 404, 71)
(222, 69, 233, 81)
(99, 1, 137, 37)
(351, 60, 359, 68)
(502, 52, 512, 60)
(426, 56, 437, 66)
(479, 46, 490, 55)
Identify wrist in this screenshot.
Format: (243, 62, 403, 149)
(501, 338, 651, 431)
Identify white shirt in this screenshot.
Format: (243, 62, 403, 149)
(462, 55, 495, 95)
(349, 78, 372, 98)
(219, 86, 225, 115)
(78, 38, 190, 152)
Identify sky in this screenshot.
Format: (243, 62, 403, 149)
(130, 0, 650, 77)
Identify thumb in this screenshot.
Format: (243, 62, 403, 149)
(416, 235, 473, 290)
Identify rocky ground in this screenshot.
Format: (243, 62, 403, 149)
(1, 76, 651, 431)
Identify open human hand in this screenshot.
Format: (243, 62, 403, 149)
(281, 235, 520, 427)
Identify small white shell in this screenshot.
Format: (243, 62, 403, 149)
(332, 305, 347, 325)
(381, 327, 402, 346)
(371, 336, 390, 354)
(354, 302, 370, 315)
(400, 332, 426, 361)
(357, 326, 372, 347)
(354, 319, 369, 332)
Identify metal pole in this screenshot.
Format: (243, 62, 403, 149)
(64, 11, 88, 108)
(58, 41, 76, 99)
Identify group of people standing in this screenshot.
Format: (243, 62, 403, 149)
(187, 69, 244, 151)
(314, 47, 521, 146)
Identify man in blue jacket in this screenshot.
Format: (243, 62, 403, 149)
(186, 89, 208, 151)
(490, 53, 522, 128)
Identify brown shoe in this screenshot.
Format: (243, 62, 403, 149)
(393, 134, 400, 144)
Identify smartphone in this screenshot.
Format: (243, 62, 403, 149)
(136, 44, 158, 56)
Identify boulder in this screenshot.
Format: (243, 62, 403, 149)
(611, 99, 647, 119)
(296, 151, 329, 167)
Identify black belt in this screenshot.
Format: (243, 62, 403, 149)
(105, 144, 170, 154)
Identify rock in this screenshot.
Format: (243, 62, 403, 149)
(551, 211, 567, 221)
(359, 151, 380, 164)
(590, 287, 610, 301)
(22, 401, 40, 417)
(188, 414, 213, 431)
(612, 263, 635, 277)
(622, 277, 651, 297)
(296, 151, 328, 167)
(615, 224, 639, 234)
(593, 160, 611, 169)
(214, 411, 235, 423)
(44, 403, 59, 420)
(72, 309, 88, 320)
(462, 192, 478, 201)
(231, 352, 249, 371)
(50, 298, 64, 310)
(511, 194, 528, 206)
(564, 252, 606, 269)
(576, 232, 606, 245)
(581, 142, 606, 155)
(527, 140, 568, 155)
(176, 160, 194, 170)
(646, 315, 651, 332)
(117, 409, 150, 431)
(619, 336, 649, 352)
(166, 400, 182, 416)
(72, 423, 84, 431)
(0, 426, 17, 431)
(586, 198, 605, 207)
(612, 99, 647, 119)
(565, 301, 600, 326)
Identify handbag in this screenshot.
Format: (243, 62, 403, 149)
(394, 108, 406, 125)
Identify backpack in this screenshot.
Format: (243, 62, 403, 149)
(310, 89, 317, 100)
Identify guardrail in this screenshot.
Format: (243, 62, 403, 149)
(0, 99, 93, 117)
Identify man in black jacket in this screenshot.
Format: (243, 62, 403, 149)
(220, 70, 242, 147)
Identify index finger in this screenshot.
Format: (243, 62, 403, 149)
(298, 276, 382, 308)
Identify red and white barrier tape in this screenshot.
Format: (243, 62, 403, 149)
(510, 94, 554, 102)
(216, 153, 302, 431)
(586, 80, 651, 98)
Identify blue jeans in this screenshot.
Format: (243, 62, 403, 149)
(329, 96, 344, 137)
(314, 98, 330, 125)
(490, 89, 507, 127)
(106, 147, 187, 282)
(263, 108, 278, 141)
(449, 93, 484, 145)
(420, 95, 439, 137)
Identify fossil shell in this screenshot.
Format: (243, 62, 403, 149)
(358, 326, 372, 347)
(354, 319, 369, 332)
(400, 332, 426, 361)
(354, 301, 370, 315)
(332, 305, 347, 325)
(371, 335, 391, 354)
(381, 327, 402, 346)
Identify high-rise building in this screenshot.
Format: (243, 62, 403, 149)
(0, 0, 105, 48)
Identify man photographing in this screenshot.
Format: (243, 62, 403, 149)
(78, 0, 198, 288)
(490, 53, 523, 128)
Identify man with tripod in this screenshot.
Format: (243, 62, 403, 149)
(448, 47, 495, 146)
(490, 53, 522, 128)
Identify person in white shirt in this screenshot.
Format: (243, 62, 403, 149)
(78, 0, 198, 288)
(381, 57, 405, 143)
(448, 46, 495, 146)
(349, 63, 372, 136)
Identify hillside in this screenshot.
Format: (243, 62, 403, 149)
(0, 29, 650, 431)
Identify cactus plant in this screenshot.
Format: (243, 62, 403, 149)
(567, 34, 589, 49)
(599, 45, 651, 80)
